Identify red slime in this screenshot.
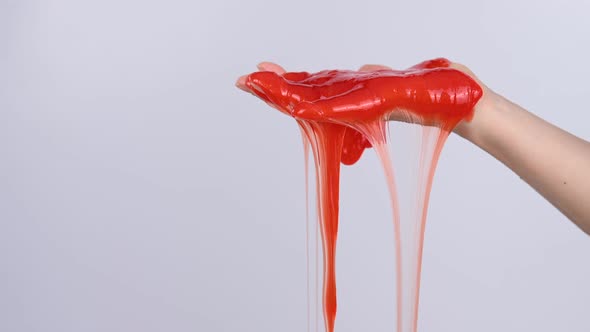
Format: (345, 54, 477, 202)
(237, 58, 482, 332)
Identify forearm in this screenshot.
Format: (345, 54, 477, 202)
(455, 92, 590, 234)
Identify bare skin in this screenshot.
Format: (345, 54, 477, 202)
(237, 62, 590, 235)
(451, 63, 590, 235)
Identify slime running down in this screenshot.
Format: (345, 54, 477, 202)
(236, 58, 483, 332)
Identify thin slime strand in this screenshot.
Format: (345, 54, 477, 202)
(351, 120, 404, 332)
(411, 127, 451, 332)
(299, 126, 311, 332)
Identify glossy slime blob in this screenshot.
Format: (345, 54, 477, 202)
(236, 58, 482, 332)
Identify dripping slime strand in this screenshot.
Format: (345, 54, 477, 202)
(299, 126, 311, 332)
(237, 58, 483, 332)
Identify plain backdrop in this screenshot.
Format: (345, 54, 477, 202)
(1, 0, 589, 331)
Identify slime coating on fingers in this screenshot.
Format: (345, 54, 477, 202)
(242, 58, 482, 165)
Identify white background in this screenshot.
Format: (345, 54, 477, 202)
(2, 0, 589, 331)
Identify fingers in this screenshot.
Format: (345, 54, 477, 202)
(247, 71, 318, 113)
(235, 74, 250, 92)
(237, 62, 287, 94)
(409, 58, 451, 69)
(359, 64, 392, 72)
(247, 71, 287, 102)
(257, 62, 287, 75)
(359, 59, 451, 72)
